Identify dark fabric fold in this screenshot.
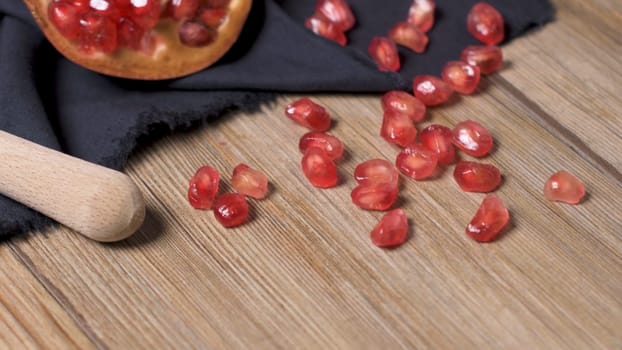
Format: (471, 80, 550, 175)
(0, 0, 553, 236)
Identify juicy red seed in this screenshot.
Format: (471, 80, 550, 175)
(467, 2, 505, 45)
(461, 45, 503, 75)
(231, 163, 269, 199)
(381, 91, 426, 122)
(117, 18, 145, 49)
(354, 159, 399, 186)
(89, 0, 118, 19)
(285, 98, 332, 131)
(301, 148, 338, 188)
(315, 0, 356, 31)
(388, 22, 428, 53)
(48, 1, 84, 39)
(413, 75, 453, 106)
(188, 166, 220, 210)
(451, 120, 493, 157)
(213, 193, 249, 228)
(368, 37, 400, 72)
(380, 112, 418, 147)
(544, 170, 586, 204)
(179, 20, 215, 47)
(169, 0, 200, 20)
(419, 124, 456, 165)
(395, 143, 438, 180)
(351, 183, 398, 211)
(466, 194, 509, 242)
(199, 8, 227, 27)
(453, 161, 501, 192)
(78, 13, 118, 54)
(299, 132, 344, 160)
(371, 209, 409, 248)
(126, 0, 161, 29)
(305, 14, 347, 46)
(407, 0, 435, 33)
(441, 61, 481, 95)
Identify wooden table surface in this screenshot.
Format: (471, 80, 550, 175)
(2, 0, 621, 348)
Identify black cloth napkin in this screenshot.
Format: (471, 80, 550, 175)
(0, 0, 553, 237)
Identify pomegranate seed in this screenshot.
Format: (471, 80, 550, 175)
(48, 1, 85, 39)
(451, 120, 493, 157)
(354, 159, 399, 186)
(388, 22, 428, 53)
(351, 183, 399, 211)
(466, 194, 509, 242)
(461, 45, 503, 75)
(188, 166, 220, 210)
(413, 75, 453, 106)
(169, 0, 200, 20)
(544, 170, 586, 204)
(453, 161, 501, 192)
(467, 2, 505, 45)
(395, 144, 438, 180)
(299, 132, 344, 160)
(380, 112, 418, 147)
(301, 148, 338, 188)
(305, 13, 347, 46)
(199, 8, 227, 27)
(368, 37, 400, 72)
(213, 193, 249, 228)
(407, 0, 435, 33)
(231, 163, 269, 199)
(78, 13, 118, 54)
(315, 0, 356, 31)
(126, 0, 161, 29)
(419, 124, 456, 165)
(441, 61, 481, 94)
(371, 209, 409, 248)
(117, 18, 145, 50)
(381, 91, 426, 122)
(178, 20, 215, 47)
(285, 98, 331, 131)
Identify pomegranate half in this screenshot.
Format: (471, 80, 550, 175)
(27, 0, 252, 79)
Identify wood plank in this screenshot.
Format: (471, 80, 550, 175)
(500, 0, 622, 174)
(11, 80, 622, 348)
(0, 243, 94, 349)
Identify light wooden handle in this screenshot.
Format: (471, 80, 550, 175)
(0, 131, 145, 242)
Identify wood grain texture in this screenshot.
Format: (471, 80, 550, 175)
(1, 0, 621, 348)
(0, 244, 94, 349)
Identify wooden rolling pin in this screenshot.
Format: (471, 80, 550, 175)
(0, 131, 145, 242)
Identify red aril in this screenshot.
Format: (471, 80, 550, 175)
(299, 132, 344, 160)
(461, 45, 503, 75)
(354, 159, 399, 186)
(419, 125, 456, 165)
(315, 0, 356, 31)
(453, 161, 501, 192)
(413, 75, 453, 106)
(351, 183, 399, 211)
(48, 0, 84, 39)
(169, 0, 200, 20)
(381, 91, 426, 122)
(368, 37, 400, 72)
(285, 98, 331, 131)
(544, 170, 586, 204)
(78, 12, 118, 54)
(407, 0, 435, 33)
(178, 20, 215, 47)
(213, 193, 249, 228)
(388, 22, 429, 53)
(395, 144, 438, 180)
(199, 7, 227, 27)
(305, 14, 347, 46)
(188, 165, 220, 210)
(451, 120, 493, 157)
(441, 61, 481, 94)
(467, 2, 505, 45)
(371, 209, 409, 248)
(381, 112, 418, 147)
(231, 163, 269, 199)
(301, 148, 338, 188)
(466, 194, 509, 242)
